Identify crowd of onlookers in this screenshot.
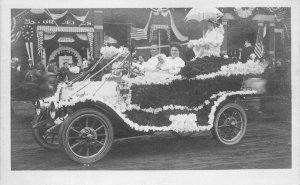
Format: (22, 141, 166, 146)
(45, 57, 95, 82)
(10, 56, 97, 96)
(11, 57, 96, 84)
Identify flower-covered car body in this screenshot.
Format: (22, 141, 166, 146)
(32, 46, 268, 164)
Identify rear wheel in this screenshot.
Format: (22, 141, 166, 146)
(212, 103, 247, 145)
(59, 108, 114, 164)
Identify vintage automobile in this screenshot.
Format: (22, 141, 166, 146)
(32, 46, 275, 164)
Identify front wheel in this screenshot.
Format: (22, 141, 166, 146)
(212, 103, 247, 145)
(59, 108, 114, 164)
(32, 113, 60, 150)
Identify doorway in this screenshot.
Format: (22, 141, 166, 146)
(103, 23, 130, 47)
(227, 19, 258, 54)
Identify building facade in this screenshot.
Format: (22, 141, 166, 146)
(11, 8, 290, 67)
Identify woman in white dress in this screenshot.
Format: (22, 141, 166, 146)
(187, 21, 224, 59)
(157, 43, 185, 75)
(202, 22, 224, 58)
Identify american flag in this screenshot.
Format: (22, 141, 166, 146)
(11, 12, 26, 43)
(11, 17, 21, 43)
(130, 27, 147, 40)
(254, 33, 264, 58)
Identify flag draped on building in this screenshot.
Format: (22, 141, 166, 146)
(130, 27, 147, 40)
(11, 15, 26, 43)
(254, 32, 264, 58)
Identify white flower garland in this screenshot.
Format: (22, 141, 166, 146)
(125, 91, 223, 114)
(122, 60, 267, 85)
(122, 73, 182, 86)
(207, 90, 257, 129)
(192, 60, 267, 80)
(126, 103, 205, 114)
(166, 90, 257, 132)
(128, 90, 256, 132)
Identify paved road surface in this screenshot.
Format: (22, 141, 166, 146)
(11, 101, 291, 170)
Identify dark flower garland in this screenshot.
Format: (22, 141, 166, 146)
(179, 57, 239, 78)
(130, 75, 243, 108)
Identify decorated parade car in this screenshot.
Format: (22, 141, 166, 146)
(32, 45, 268, 164)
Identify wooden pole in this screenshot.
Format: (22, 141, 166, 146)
(158, 29, 161, 53)
(268, 22, 275, 59)
(94, 10, 104, 59)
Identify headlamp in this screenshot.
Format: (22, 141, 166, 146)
(49, 102, 57, 119)
(35, 100, 44, 116)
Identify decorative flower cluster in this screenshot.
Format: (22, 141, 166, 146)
(100, 46, 130, 59)
(43, 82, 66, 104)
(187, 26, 224, 49)
(169, 114, 198, 133)
(187, 39, 205, 48)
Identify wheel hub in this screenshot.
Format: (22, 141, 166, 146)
(225, 117, 237, 126)
(79, 127, 97, 140)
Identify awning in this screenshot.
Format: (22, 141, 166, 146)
(36, 26, 94, 57)
(37, 25, 94, 33)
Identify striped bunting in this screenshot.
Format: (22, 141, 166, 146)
(130, 27, 147, 40)
(37, 25, 94, 32)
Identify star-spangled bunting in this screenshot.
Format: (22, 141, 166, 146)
(22, 24, 34, 41)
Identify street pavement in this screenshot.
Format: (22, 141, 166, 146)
(10, 101, 291, 170)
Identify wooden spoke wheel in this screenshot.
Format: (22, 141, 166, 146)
(32, 113, 60, 150)
(212, 103, 247, 145)
(59, 108, 114, 164)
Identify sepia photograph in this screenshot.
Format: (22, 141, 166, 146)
(1, 0, 300, 185)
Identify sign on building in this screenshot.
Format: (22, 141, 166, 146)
(59, 56, 73, 68)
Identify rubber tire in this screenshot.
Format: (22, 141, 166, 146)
(59, 108, 114, 164)
(32, 115, 60, 150)
(212, 103, 247, 146)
